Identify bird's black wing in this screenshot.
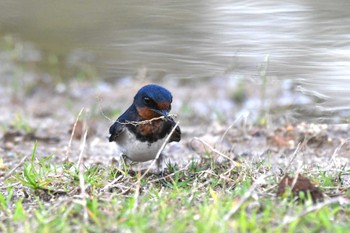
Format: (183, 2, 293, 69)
(169, 120, 181, 142)
(109, 105, 137, 142)
(109, 121, 125, 142)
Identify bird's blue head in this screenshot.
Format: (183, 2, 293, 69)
(134, 84, 173, 120)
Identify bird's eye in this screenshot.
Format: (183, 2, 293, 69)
(143, 97, 151, 105)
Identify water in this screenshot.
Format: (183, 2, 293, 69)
(1, 0, 350, 117)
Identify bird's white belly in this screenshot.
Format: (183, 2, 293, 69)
(116, 129, 167, 162)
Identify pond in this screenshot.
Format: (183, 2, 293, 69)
(0, 0, 350, 121)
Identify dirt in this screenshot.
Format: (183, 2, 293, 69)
(277, 175, 324, 203)
(1, 75, 349, 175)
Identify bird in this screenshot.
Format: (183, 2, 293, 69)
(109, 84, 181, 173)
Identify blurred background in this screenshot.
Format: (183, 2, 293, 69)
(1, 0, 350, 124)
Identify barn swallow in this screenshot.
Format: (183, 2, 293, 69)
(109, 84, 181, 172)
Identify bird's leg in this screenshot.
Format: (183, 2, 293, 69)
(119, 154, 130, 172)
(156, 153, 169, 186)
(156, 153, 165, 176)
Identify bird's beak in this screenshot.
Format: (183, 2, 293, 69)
(153, 109, 170, 118)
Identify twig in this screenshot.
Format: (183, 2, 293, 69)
(132, 176, 141, 213)
(113, 122, 180, 195)
(224, 174, 270, 220)
(96, 96, 179, 125)
(0, 182, 21, 189)
(137, 121, 180, 182)
(78, 128, 88, 168)
(281, 197, 349, 226)
(149, 162, 192, 183)
(65, 107, 85, 162)
(193, 137, 241, 167)
(97, 95, 113, 122)
(284, 142, 302, 174)
(330, 138, 350, 162)
(3, 153, 31, 180)
(99, 175, 124, 193)
(78, 127, 89, 223)
(116, 114, 177, 126)
(219, 112, 249, 143)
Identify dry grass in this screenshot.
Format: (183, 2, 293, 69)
(1, 115, 350, 232)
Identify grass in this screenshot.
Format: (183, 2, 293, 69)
(11, 113, 34, 134)
(256, 56, 269, 127)
(1, 142, 349, 233)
